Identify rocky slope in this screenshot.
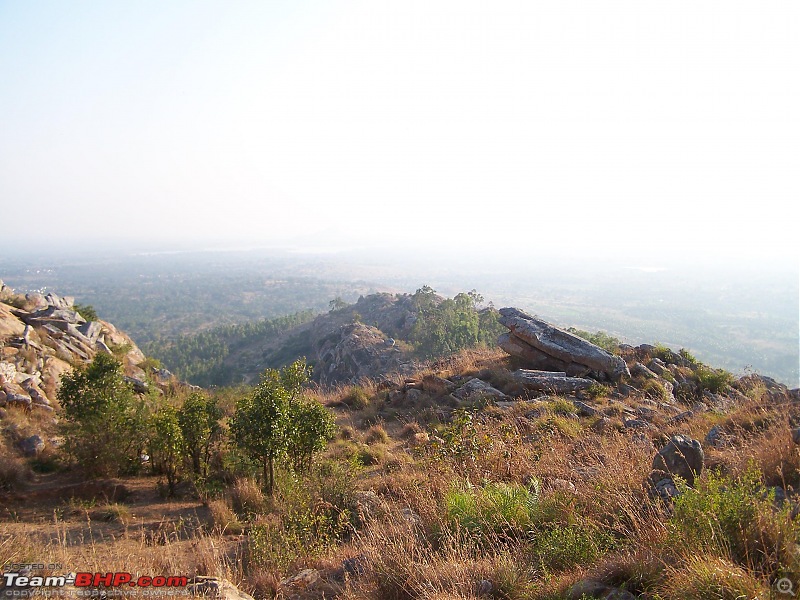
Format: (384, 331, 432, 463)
(202, 292, 439, 386)
(0, 279, 149, 412)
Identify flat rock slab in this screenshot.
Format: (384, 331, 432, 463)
(513, 370, 596, 394)
(499, 308, 630, 381)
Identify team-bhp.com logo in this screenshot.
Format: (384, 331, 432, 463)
(3, 571, 188, 595)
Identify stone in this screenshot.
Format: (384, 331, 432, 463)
(647, 358, 668, 376)
(280, 569, 320, 591)
(668, 410, 694, 424)
(406, 388, 422, 402)
(654, 477, 679, 502)
(573, 400, 599, 417)
(705, 424, 728, 448)
(651, 435, 704, 487)
(591, 416, 613, 433)
(19, 434, 44, 457)
(514, 370, 596, 394)
(22, 380, 50, 406)
(566, 579, 637, 600)
(0, 361, 16, 381)
(635, 405, 657, 420)
(343, 554, 368, 577)
(498, 308, 630, 381)
(631, 362, 658, 379)
(185, 577, 255, 600)
(623, 418, 650, 429)
(0, 303, 26, 337)
(452, 378, 507, 402)
(421, 374, 454, 395)
(123, 376, 149, 394)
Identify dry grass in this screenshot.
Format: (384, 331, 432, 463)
(1, 346, 797, 599)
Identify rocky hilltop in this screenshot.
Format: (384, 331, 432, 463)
(0, 279, 148, 412)
(179, 290, 502, 387)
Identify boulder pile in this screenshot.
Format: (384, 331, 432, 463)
(0, 284, 147, 411)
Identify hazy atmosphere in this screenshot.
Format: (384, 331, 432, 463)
(3, 4, 800, 597)
(1, 1, 798, 260)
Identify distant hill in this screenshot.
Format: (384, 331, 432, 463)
(149, 289, 504, 387)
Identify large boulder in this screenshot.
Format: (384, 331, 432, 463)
(498, 308, 630, 381)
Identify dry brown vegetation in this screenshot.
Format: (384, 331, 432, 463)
(2, 347, 799, 600)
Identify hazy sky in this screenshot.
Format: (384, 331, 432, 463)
(1, 2, 797, 261)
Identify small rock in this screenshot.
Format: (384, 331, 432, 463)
(590, 416, 613, 433)
(406, 388, 422, 402)
(668, 410, 694, 424)
(624, 418, 650, 429)
(19, 435, 44, 457)
(477, 579, 494, 596)
(631, 362, 658, 379)
(280, 569, 320, 591)
(654, 477, 679, 502)
(705, 424, 728, 448)
(186, 577, 256, 600)
(453, 378, 508, 402)
(343, 554, 368, 577)
(635, 406, 657, 420)
(651, 435, 704, 487)
(573, 400, 599, 417)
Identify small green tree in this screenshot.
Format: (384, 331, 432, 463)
(177, 393, 223, 478)
(231, 359, 334, 495)
(328, 297, 348, 312)
(149, 406, 184, 496)
(286, 398, 337, 473)
(58, 353, 144, 476)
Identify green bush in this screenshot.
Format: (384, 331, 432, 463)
(343, 385, 370, 410)
(445, 480, 541, 538)
(529, 524, 613, 573)
(58, 353, 145, 476)
(231, 359, 335, 495)
(694, 365, 734, 394)
(149, 406, 184, 496)
(73, 303, 98, 322)
(669, 467, 800, 577)
(177, 393, 223, 478)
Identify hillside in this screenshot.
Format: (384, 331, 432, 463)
(2, 281, 800, 600)
(0, 279, 151, 412)
(151, 289, 504, 387)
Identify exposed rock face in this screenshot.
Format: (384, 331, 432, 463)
(0, 285, 147, 409)
(498, 308, 630, 382)
(313, 321, 410, 385)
